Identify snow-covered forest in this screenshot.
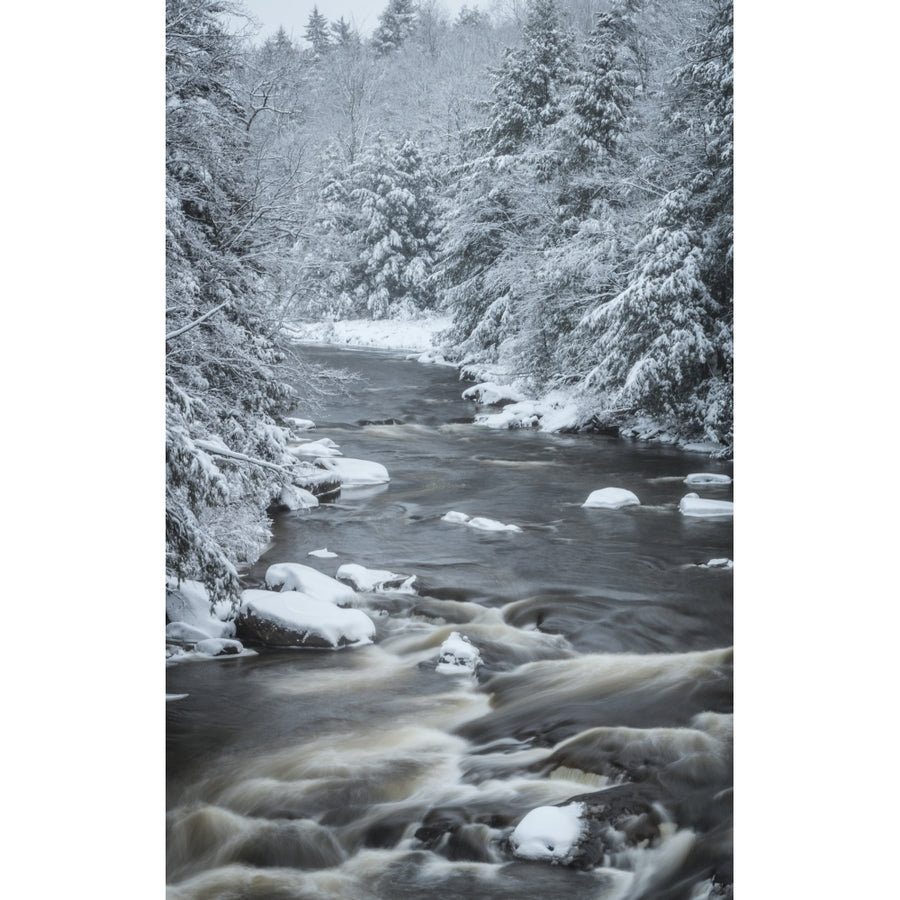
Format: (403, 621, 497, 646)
(166, 0, 732, 603)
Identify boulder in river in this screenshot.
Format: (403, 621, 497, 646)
(265, 562, 358, 604)
(684, 473, 732, 486)
(166, 579, 235, 639)
(313, 456, 390, 486)
(237, 589, 375, 649)
(582, 487, 640, 509)
(336, 563, 415, 592)
(679, 493, 734, 517)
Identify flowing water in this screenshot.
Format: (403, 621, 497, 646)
(167, 346, 733, 900)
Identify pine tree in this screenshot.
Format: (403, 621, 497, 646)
(372, 0, 418, 56)
(304, 5, 332, 55)
(485, 0, 574, 155)
(166, 0, 298, 604)
(352, 138, 438, 317)
(330, 16, 358, 47)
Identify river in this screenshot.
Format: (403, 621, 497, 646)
(166, 345, 733, 900)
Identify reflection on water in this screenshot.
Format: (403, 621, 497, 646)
(167, 346, 733, 899)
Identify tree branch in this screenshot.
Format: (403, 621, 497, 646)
(165, 302, 229, 342)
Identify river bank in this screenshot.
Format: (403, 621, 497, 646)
(286, 318, 731, 458)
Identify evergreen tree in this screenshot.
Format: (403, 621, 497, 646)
(352, 139, 438, 317)
(485, 0, 574, 155)
(304, 5, 332, 55)
(372, 0, 418, 56)
(330, 16, 358, 47)
(166, 0, 298, 604)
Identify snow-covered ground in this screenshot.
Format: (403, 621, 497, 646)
(286, 316, 452, 352)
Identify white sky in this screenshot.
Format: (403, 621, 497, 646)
(237, 0, 488, 43)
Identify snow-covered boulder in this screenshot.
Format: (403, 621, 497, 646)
(582, 488, 641, 509)
(703, 558, 734, 569)
(166, 621, 216, 644)
(308, 548, 338, 559)
(679, 493, 734, 518)
(510, 803, 587, 863)
(238, 589, 375, 649)
(265, 562, 357, 604)
(285, 417, 316, 433)
(195, 638, 244, 656)
(462, 382, 527, 407)
(289, 438, 342, 458)
(414, 349, 455, 367)
(474, 401, 541, 429)
(275, 483, 319, 510)
(684, 473, 732, 486)
(314, 457, 390, 486)
(436, 632, 481, 674)
(166, 579, 235, 639)
(441, 511, 522, 533)
(336, 564, 416, 593)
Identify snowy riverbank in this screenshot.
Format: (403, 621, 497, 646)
(287, 317, 730, 457)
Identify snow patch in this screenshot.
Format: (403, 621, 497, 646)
(308, 548, 338, 559)
(441, 511, 522, 532)
(702, 558, 733, 569)
(337, 563, 416, 593)
(684, 473, 732, 486)
(285, 417, 316, 432)
(314, 456, 390, 486)
(265, 562, 358, 604)
(289, 438, 342, 458)
(277, 483, 319, 509)
(436, 632, 482, 674)
(462, 382, 527, 407)
(679, 493, 734, 518)
(582, 487, 641, 509)
(165, 579, 235, 639)
(287, 316, 452, 352)
(510, 802, 587, 862)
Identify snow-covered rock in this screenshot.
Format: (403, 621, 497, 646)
(474, 401, 541, 429)
(510, 802, 587, 863)
(336, 563, 416, 593)
(276, 483, 319, 510)
(195, 638, 244, 656)
(238, 589, 375, 649)
(679, 493, 734, 518)
(166, 579, 235, 639)
(462, 382, 528, 407)
(314, 457, 390, 486)
(413, 349, 456, 367)
(436, 632, 481, 674)
(285, 417, 316, 432)
(703, 558, 734, 569)
(684, 473, 732, 486)
(265, 562, 357, 604)
(166, 621, 216, 644)
(290, 438, 342, 458)
(582, 488, 641, 509)
(441, 511, 522, 532)
(308, 548, 338, 559)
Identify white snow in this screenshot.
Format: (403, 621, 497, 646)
(314, 456, 390, 486)
(510, 802, 587, 862)
(582, 487, 641, 509)
(166, 621, 215, 644)
(195, 638, 245, 656)
(336, 563, 416, 592)
(277, 483, 319, 509)
(289, 438, 343, 458)
(703, 558, 733, 569)
(679, 493, 734, 518)
(165, 579, 235, 639)
(265, 562, 358, 604)
(285, 417, 316, 432)
(474, 400, 542, 429)
(436, 632, 482, 674)
(441, 511, 522, 532)
(166, 693, 189, 702)
(308, 548, 338, 558)
(462, 381, 528, 407)
(286, 315, 452, 352)
(684, 473, 732, 486)
(241, 589, 376, 648)
(412, 349, 456, 366)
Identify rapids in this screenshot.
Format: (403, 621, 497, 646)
(167, 346, 733, 899)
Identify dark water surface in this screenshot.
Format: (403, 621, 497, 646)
(167, 346, 733, 899)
